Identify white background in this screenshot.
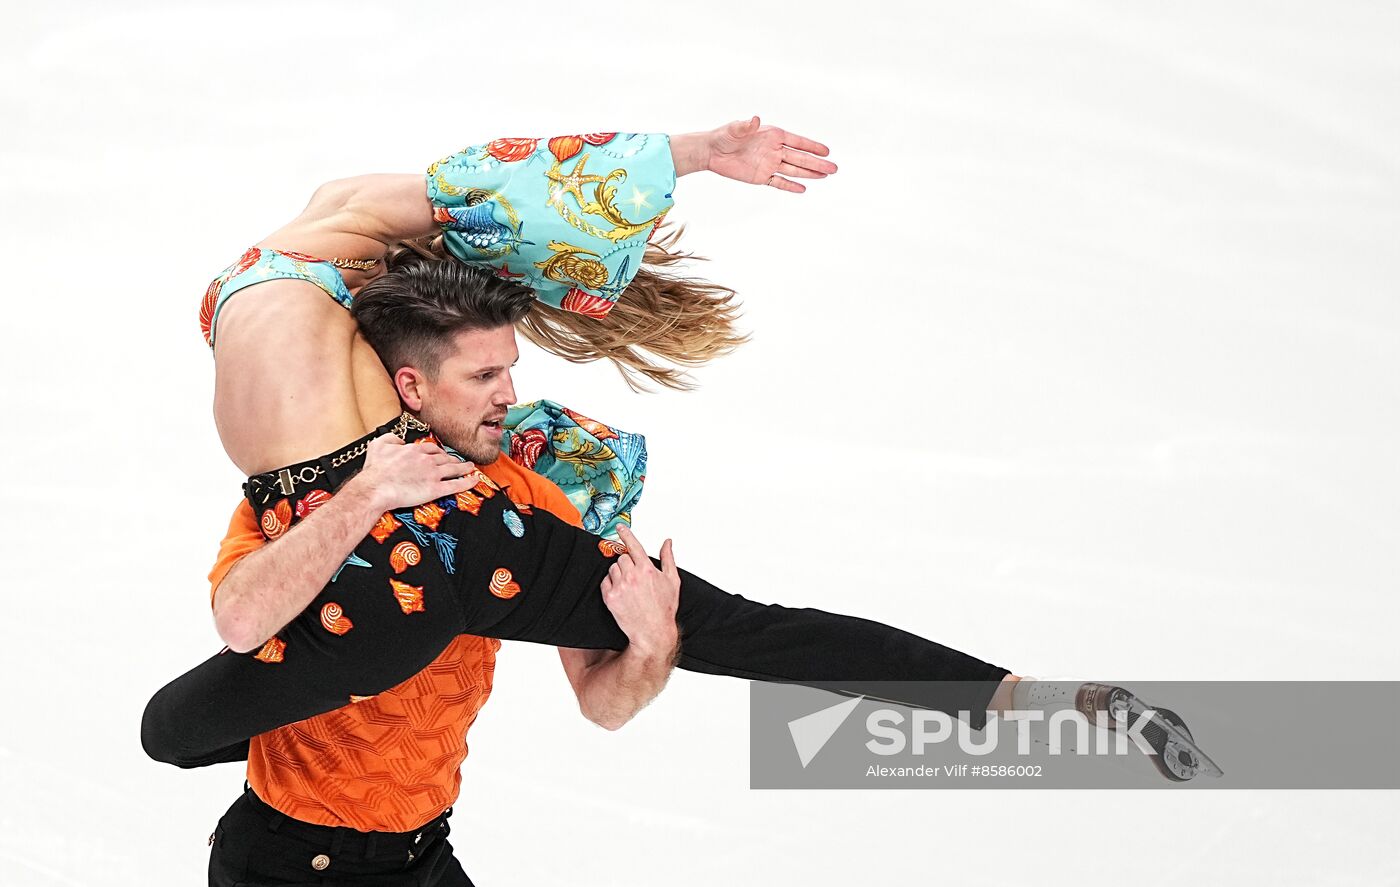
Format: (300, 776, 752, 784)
(2, 1, 1397, 884)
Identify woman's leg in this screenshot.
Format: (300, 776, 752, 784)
(453, 507, 1010, 724)
(144, 490, 1008, 767)
(142, 528, 471, 767)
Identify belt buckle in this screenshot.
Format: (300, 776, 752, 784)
(276, 468, 296, 497)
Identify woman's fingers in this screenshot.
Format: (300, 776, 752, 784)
(777, 161, 828, 180)
(766, 175, 807, 194)
(782, 146, 837, 175)
(781, 131, 831, 157)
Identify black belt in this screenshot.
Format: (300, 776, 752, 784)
(243, 412, 431, 508)
(241, 785, 452, 858)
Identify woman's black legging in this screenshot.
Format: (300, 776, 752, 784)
(141, 437, 1009, 768)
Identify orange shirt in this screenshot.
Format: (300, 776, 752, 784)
(209, 453, 582, 832)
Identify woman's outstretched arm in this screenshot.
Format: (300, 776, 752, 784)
(673, 117, 837, 192)
(251, 118, 838, 265)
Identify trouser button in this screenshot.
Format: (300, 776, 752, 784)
(311, 854, 331, 871)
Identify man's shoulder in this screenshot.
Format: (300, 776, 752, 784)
(483, 453, 582, 527)
(483, 453, 556, 500)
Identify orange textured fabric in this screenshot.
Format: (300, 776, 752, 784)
(208, 453, 583, 832)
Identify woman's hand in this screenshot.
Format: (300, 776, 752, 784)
(671, 117, 838, 193)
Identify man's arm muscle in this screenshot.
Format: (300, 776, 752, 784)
(556, 526, 681, 730)
(558, 643, 679, 731)
(212, 435, 477, 652)
(213, 479, 387, 653)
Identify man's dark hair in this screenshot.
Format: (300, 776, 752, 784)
(351, 251, 535, 377)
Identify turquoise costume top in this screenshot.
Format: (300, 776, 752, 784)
(200, 131, 675, 347)
(500, 399, 647, 539)
(427, 132, 675, 318)
(200, 247, 354, 348)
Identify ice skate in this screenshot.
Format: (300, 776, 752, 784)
(1009, 679, 1223, 782)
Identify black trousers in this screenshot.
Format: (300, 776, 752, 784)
(142, 415, 1009, 768)
(210, 786, 471, 886)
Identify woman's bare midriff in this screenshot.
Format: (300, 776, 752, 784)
(212, 278, 401, 476)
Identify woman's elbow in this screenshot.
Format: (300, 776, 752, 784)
(302, 177, 361, 219)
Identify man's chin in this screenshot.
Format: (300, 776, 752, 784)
(422, 419, 502, 465)
(452, 436, 502, 466)
(466, 447, 502, 465)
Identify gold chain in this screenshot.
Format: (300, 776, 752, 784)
(330, 443, 367, 469)
(328, 256, 381, 271)
(394, 413, 431, 436)
(277, 414, 432, 482)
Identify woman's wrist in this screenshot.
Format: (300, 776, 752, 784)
(669, 131, 712, 177)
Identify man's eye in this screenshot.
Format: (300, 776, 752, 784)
(478, 372, 496, 381)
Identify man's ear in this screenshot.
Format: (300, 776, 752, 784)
(395, 366, 428, 410)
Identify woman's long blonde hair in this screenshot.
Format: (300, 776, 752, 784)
(398, 227, 747, 390)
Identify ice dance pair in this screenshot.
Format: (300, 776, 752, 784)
(142, 118, 1215, 886)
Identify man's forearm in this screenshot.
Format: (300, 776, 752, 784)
(565, 639, 679, 731)
(214, 477, 385, 653)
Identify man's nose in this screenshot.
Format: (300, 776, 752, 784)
(495, 371, 516, 406)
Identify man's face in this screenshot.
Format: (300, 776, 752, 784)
(407, 325, 519, 464)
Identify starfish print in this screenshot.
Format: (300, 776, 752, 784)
(546, 155, 608, 209)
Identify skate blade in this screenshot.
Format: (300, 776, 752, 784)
(1127, 698, 1224, 780)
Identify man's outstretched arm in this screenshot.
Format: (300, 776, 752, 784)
(213, 435, 478, 652)
(558, 526, 681, 730)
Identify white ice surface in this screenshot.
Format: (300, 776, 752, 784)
(1, 1, 1397, 884)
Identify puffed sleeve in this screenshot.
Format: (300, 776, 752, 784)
(427, 132, 675, 318)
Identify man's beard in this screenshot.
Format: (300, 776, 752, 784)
(423, 411, 504, 466)
(438, 421, 503, 465)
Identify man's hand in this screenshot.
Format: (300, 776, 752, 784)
(600, 525, 680, 660)
(671, 117, 838, 193)
(211, 433, 478, 653)
(353, 433, 479, 512)
(559, 525, 682, 730)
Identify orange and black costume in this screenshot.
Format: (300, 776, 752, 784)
(142, 413, 1009, 772)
